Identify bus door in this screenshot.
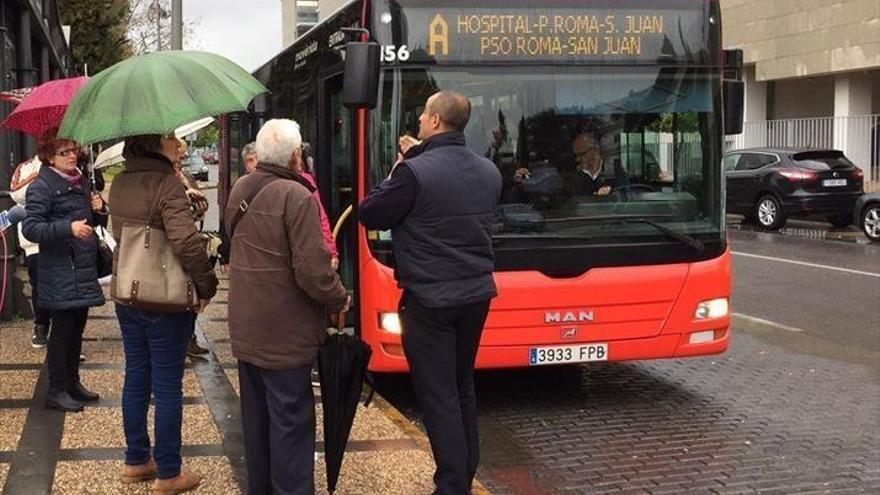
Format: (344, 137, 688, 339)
(318, 72, 359, 332)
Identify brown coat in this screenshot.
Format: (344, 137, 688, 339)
(225, 163, 347, 370)
(109, 153, 218, 302)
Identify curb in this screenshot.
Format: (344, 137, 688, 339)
(372, 393, 492, 495)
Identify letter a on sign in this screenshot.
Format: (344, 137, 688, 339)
(429, 14, 449, 56)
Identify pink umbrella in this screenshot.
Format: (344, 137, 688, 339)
(2, 76, 88, 136)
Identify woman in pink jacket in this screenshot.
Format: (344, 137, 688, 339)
(301, 143, 339, 270)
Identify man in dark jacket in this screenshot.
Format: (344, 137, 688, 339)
(359, 91, 502, 495)
(225, 119, 349, 495)
(570, 130, 628, 196)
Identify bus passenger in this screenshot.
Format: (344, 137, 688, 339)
(359, 90, 502, 495)
(225, 119, 349, 495)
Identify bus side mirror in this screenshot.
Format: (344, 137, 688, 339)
(724, 79, 744, 135)
(342, 42, 380, 109)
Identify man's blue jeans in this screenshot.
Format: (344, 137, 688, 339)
(116, 304, 193, 479)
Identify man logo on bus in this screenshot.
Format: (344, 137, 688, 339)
(561, 327, 578, 339)
(545, 310, 595, 324)
(429, 14, 449, 56)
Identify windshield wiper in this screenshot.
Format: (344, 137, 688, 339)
(621, 218, 705, 252)
(492, 233, 593, 245)
(548, 214, 704, 251)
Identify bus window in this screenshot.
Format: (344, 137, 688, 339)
(371, 67, 721, 245)
(324, 74, 356, 291)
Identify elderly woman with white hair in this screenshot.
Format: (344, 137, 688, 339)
(224, 119, 349, 495)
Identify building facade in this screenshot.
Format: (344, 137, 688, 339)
(722, 0, 880, 186)
(0, 0, 71, 319)
(1, 0, 71, 167)
(281, 0, 347, 47)
(281, 0, 320, 47)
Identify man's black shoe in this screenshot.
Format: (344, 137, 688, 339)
(46, 390, 84, 412)
(68, 383, 100, 402)
(31, 324, 48, 349)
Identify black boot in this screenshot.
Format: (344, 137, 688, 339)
(68, 382, 100, 402)
(31, 324, 49, 349)
(46, 390, 84, 412)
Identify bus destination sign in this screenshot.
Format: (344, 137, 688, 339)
(378, 7, 709, 64)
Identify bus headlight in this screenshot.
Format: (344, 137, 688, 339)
(694, 298, 729, 320)
(379, 312, 402, 334)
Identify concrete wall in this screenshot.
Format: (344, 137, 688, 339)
(319, 0, 348, 20)
(282, 0, 297, 48)
(771, 75, 835, 119)
(722, 0, 880, 81)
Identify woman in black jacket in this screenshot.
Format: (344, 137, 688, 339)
(22, 130, 107, 412)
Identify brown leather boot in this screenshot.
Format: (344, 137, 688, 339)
(120, 458, 157, 484)
(152, 471, 203, 495)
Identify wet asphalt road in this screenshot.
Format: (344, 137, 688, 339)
(729, 228, 880, 354)
(376, 227, 880, 494)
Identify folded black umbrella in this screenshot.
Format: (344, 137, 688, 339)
(318, 327, 373, 494)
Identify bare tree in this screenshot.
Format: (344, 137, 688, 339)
(128, 0, 201, 54)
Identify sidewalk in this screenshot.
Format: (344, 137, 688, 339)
(0, 273, 462, 494)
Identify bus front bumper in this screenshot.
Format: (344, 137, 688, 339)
(368, 327, 730, 372)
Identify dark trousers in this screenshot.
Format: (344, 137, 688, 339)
(47, 307, 89, 392)
(26, 254, 50, 327)
(116, 304, 192, 479)
(400, 293, 492, 495)
(239, 360, 315, 495)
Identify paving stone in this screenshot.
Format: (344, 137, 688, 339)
(223, 368, 240, 396)
(0, 409, 27, 451)
(199, 302, 228, 321)
(52, 456, 239, 495)
(316, 403, 407, 442)
(198, 321, 229, 343)
(79, 339, 127, 364)
(0, 463, 8, 493)
(450, 331, 880, 494)
(61, 405, 221, 449)
(0, 370, 39, 400)
(82, 317, 122, 340)
(79, 369, 203, 399)
(315, 449, 435, 495)
(210, 343, 236, 365)
(87, 301, 115, 318)
(0, 323, 47, 364)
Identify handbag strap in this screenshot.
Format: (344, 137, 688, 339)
(145, 175, 172, 228)
(228, 174, 281, 240)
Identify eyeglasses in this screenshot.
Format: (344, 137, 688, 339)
(54, 148, 80, 157)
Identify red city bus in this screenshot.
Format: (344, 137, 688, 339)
(221, 0, 743, 372)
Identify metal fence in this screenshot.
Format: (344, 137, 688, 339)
(726, 115, 880, 189)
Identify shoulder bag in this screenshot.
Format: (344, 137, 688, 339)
(112, 177, 197, 313)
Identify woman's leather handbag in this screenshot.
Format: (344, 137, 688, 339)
(95, 232, 114, 278)
(112, 179, 197, 312)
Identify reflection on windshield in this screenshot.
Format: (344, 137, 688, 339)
(372, 67, 723, 243)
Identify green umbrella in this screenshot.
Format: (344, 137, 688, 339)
(58, 50, 267, 144)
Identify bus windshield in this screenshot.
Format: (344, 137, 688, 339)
(370, 66, 723, 250)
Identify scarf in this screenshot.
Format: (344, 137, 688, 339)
(50, 165, 84, 188)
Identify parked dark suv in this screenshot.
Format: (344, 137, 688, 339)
(724, 148, 865, 230)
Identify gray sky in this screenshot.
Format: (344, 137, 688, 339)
(183, 0, 282, 71)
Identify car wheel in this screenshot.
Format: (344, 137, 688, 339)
(827, 214, 852, 228)
(755, 195, 786, 230)
(861, 203, 880, 242)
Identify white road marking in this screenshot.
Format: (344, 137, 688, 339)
(732, 313, 805, 333)
(732, 251, 880, 278)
